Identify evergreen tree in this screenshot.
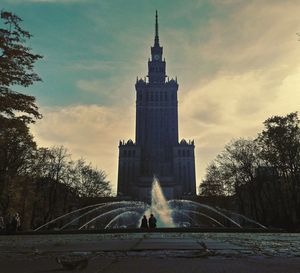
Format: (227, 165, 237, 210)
(0, 11, 42, 124)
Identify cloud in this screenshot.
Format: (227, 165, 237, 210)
(75, 76, 136, 106)
(66, 58, 145, 73)
(31, 104, 135, 193)
(76, 79, 118, 99)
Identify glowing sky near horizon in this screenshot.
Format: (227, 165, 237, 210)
(2, 0, 300, 193)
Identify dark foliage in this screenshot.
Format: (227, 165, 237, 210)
(0, 11, 42, 124)
(199, 112, 300, 229)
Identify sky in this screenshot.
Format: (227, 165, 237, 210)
(2, 0, 300, 194)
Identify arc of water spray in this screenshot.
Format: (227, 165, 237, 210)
(34, 203, 107, 231)
(104, 211, 142, 229)
(168, 200, 242, 228)
(79, 206, 148, 230)
(218, 208, 268, 229)
(59, 201, 146, 230)
(171, 210, 200, 227)
(59, 204, 118, 230)
(35, 201, 144, 231)
(180, 209, 225, 227)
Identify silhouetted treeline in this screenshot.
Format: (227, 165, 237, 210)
(199, 112, 300, 229)
(0, 11, 111, 231)
(0, 132, 111, 230)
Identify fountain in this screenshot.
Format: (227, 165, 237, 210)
(35, 177, 267, 231)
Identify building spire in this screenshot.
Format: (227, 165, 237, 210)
(154, 10, 159, 46)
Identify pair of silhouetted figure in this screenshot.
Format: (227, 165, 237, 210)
(140, 214, 157, 229)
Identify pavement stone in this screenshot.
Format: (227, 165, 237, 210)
(133, 238, 204, 250)
(45, 238, 142, 252)
(199, 238, 249, 250)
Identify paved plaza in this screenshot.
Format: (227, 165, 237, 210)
(0, 232, 299, 273)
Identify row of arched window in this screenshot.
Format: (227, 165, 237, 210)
(122, 150, 136, 157)
(137, 92, 176, 102)
(177, 149, 192, 157)
(121, 162, 135, 187)
(178, 162, 193, 192)
(149, 67, 164, 73)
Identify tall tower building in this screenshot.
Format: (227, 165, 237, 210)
(117, 11, 196, 201)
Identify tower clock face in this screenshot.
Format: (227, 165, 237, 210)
(154, 54, 160, 60)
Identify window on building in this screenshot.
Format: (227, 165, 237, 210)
(178, 162, 181, 178)
(122, 165, 126, 178)
(188, 162, 191, 183)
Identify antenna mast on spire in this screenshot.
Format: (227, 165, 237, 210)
(154, 10, 159, 46)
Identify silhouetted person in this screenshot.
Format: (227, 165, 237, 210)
(140, 215, 148, 229)
(11, 213, 21, 232)
(148, 214, 157, 229)
(0, 215, 4, 233)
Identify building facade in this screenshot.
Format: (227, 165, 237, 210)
(117, 11, 196, 202)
